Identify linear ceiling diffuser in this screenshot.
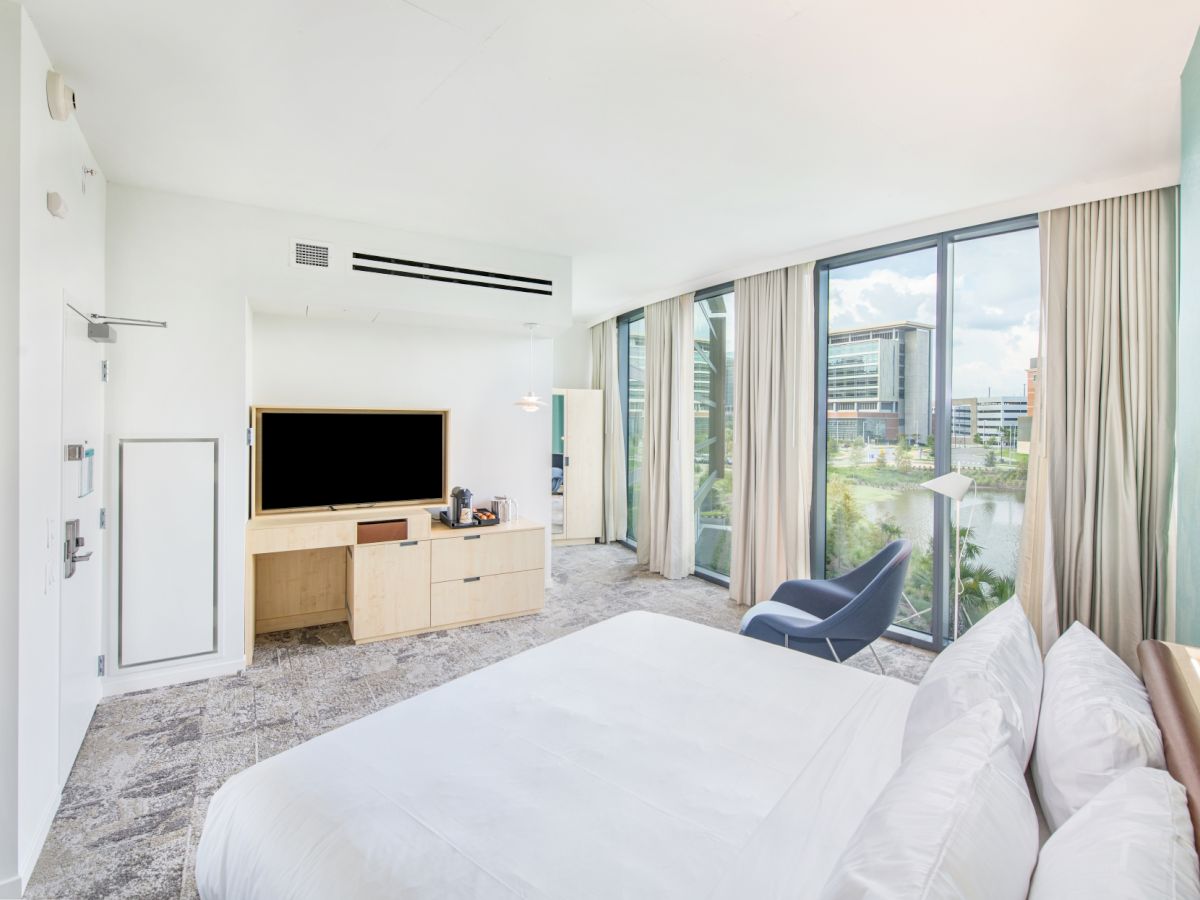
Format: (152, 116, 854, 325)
(351, 252, 552, 296)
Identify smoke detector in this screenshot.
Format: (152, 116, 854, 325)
(46, 71, 76, 121)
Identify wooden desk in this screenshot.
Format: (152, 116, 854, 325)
(244, 507, 544, 666)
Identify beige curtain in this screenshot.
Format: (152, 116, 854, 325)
(1017, 188, 1177, 667)
(1016, 234, 1060, 652)
(638, 293, 695, 578)
(590, 318, 627, 543)
(729, 263, 815, 606)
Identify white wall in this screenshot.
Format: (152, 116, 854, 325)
(2, 7, 106, 895)
(553, 320, 592, 390)
(0, 7, 20, 894)
(104, 185, 571, 693)
(252, 314, 553, 553)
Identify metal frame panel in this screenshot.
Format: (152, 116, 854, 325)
(117, 437, 219, 668)
(812, 214, 1037, 652)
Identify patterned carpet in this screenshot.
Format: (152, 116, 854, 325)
(25, 542, 933, 899)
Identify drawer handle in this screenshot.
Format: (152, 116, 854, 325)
(463, 534, 482, 541)
(464, 576, 481, 583)
(400, 540, 418, 547)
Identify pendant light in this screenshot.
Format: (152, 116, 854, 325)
(514, 322, 547, 413)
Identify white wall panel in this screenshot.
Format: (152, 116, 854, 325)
(119, 440, 217, 666)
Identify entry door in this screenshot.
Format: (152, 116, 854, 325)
(59, 297, 104, 782)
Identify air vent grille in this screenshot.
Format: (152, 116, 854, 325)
(294, 241, 330, 269)
(352, 252, 552, 296)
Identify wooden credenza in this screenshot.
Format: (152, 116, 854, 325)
(244, 506, 545, 665)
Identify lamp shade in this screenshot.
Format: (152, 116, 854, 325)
(921, 470, 974, 502)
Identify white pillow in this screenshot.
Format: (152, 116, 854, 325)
(821, 701, 1039, 900)
(1029, 767, 1200, 899)
(1032, 621, 1165, 830)
(902, 598, 1042, 766)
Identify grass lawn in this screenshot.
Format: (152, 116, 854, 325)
(849, 483, 899, 504)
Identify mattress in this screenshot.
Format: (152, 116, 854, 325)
(196, 611, 916, 899)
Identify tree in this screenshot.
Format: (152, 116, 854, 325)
(984, 449, 997, 467)
(847, 441, 865, 467)
(896, 436, 913, 473)
(874, 448, 888, 469)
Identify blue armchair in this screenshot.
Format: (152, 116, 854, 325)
(739, 540, 912, 673)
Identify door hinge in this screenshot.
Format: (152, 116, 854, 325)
(99, 507, 107, 530)
(100, 360, 109, 383)
(97, 654, 105, 676)
(246, 427, 254, 446)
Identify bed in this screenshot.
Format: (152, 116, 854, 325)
(195, 611, 916, 899)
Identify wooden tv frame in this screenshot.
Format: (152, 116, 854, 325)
(250, 405, 450, 517)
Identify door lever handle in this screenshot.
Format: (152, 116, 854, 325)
(71, 550, 93, 563)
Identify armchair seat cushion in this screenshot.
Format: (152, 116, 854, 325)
(739, 602, 823, 643)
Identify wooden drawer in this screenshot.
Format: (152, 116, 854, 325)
(357, 519, 408, 544)
(349, 540, 431, 641)
(430, 529, 545, 583)
(248, 520, 357, 554)
(430, 569, 544, 628)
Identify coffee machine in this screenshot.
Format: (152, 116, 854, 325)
(449, 486, 473, 525)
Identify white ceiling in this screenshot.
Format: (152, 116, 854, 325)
(26, 0, 1200, 321)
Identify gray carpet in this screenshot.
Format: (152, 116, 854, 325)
(25, 543, 933, 900)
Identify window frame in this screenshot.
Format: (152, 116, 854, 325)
(811, 214, 1038, 652)
(616, 307, 644, 553)
(692, 282, 735, 587)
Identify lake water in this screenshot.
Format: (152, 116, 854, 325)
(857, 486, 1025, 576)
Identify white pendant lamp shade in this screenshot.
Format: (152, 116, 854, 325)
(514, 392, 542, 413)
(515, 323, 547, 413)
(921, 470, 974, 502)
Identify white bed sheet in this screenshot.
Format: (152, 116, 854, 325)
(196, 611, 915, 900)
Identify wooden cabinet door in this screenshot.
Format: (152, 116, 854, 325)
(350, 541, 431, 640)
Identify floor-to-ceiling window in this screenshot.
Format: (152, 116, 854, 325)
(618, 311, 646, 545)
(823, 247, 938, 634)
(694, 287, 735, 580)
(945, 226, 1039, 639)
(815, 216, 1038, 649)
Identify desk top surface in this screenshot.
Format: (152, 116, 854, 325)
(247, 506, 543, 537)
(429, 518, 543, 539)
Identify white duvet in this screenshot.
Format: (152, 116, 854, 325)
(196, 611, 915, 899)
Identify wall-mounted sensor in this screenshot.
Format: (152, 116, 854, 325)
(46, 70, 76, 121)
(87, 322, 117, 343)
(46, 192, 68, 218)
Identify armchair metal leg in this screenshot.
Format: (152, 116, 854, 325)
(868, 643, 886, 675)
(824, 638, 841, 663)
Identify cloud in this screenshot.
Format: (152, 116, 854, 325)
(826, 227, 1040, 400)
(829, 268, 936, 330)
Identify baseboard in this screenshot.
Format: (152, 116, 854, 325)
(256, 608, 346, 634)
(102, 656, 243, 697)
(18, 787, 62, 890)
(0, 870, 22, 899)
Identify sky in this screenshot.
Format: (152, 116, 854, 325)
(827, 228, 1039, 400)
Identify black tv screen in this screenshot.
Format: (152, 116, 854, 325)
(256, 409, 447, 513)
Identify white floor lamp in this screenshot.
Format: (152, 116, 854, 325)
(921, 470, 976, 640)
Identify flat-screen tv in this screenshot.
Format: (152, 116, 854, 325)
(253, 407, 448, 515)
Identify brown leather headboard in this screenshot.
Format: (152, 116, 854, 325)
(1138, 639, 1200, 855)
